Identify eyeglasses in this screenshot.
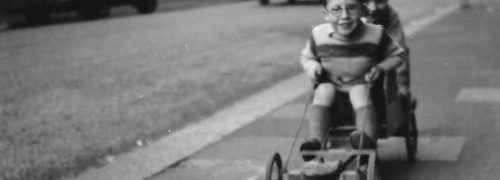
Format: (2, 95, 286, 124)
(324, 5, 362, 17)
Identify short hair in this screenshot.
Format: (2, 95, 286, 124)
(322, 0, 367, 7)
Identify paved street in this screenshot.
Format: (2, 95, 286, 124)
(149, 1, 500, 180)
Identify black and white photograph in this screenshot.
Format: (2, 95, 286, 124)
(0, 0, 498, 179)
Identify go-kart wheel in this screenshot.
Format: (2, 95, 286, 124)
(405, 112, 418, 162)
(265, 153, 283, 180)
(260, 0, 270, 5)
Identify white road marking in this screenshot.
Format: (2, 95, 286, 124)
(417, 136, 466, 161)
(456, 88, 500, 102)
(378, 136, 466, 162)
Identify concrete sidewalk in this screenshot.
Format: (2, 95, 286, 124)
(70, 1, 463, 180)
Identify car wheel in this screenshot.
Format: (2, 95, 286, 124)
(78, 0, 111, 19)
(25, 8, 50, 25)
(260, 0, 270, 5)
(135, 0, 157, 14)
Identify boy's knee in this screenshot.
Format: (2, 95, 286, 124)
(313, 83, 336, 106)
(349, 85, 372, 109)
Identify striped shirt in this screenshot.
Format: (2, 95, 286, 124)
(300, 22, 405, 85)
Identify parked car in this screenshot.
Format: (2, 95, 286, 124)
(260, 0, 291, 5)
(0, 0, 158, 25)
(259, 0, 323, 5)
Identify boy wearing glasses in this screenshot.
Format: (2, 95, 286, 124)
(299, 0, 405, 158)
(364, 0, 412, 135)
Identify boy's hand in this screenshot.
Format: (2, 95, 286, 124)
(307, 64, 323, 80)
(365, 66, 382, 83)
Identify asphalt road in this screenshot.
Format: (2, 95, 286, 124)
(148, 1, 500, 180)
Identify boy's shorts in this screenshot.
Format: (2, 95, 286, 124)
(314, 75, 373, 109)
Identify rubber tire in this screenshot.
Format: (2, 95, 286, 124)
(136, 0, 157, 14)
(78, 0, 111, 20)
(25, 8, 50, 25)
(405, 112, 418, 163)
(265, 153, 283, 180)
(288, 0, 296, 3)
(260, 0, 270, 5)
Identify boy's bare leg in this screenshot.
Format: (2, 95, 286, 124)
(300, 83, 335, 161)
(352, 105, 378, 149)
(349, 85, 378, 149)
(307, 105, 331, 143)
(309, 83, 336, 143)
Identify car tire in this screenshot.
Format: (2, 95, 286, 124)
(78, 0, 111, 20)
(135, 0, 157, 14)
(25, 8, 50, 25)
(260, 0, 270, 5)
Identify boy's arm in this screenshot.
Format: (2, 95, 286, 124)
(300, 37, 322, 78)
(386, 8, 411, 91)
(386, 11, 410, 60)
(376, 32, 405, 71)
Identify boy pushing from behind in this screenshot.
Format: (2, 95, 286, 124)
(299, 0, 405, 158)
(364, 0, 411, 97)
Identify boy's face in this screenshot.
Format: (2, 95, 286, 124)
(324, 0, 364, 38)
(365, 0, 389, 19)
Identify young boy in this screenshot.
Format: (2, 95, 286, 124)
(299, 0, 405, 157)
(364, 0, 410, 97)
